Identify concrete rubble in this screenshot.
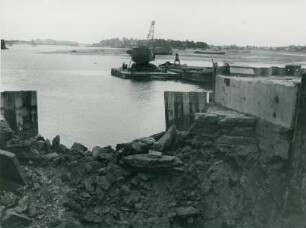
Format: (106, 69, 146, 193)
(0, 107, 298, 228)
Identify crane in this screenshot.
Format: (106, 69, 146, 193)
(146, 20, 155, 48)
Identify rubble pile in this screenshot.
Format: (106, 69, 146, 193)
(0, 110, 289, 228)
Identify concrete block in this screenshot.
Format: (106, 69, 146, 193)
(215, 75, 300, 129)
(0, 149, 27, 188)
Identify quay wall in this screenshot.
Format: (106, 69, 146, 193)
(217, 65, 303, 77)
(214, 75, 299, 129)
(282, 73, 306, 227)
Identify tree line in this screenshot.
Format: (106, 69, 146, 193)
(93, 38, 210, 49)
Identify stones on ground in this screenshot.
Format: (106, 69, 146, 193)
(121, 153, 182, 171)
(84, 179, 95, 194)
(51, 135, 60, 148)
(130, 216, 170, 228)
(0, 150, 28, 187)
(92, 146, 117, 163)
(1, 209, 31, 228)
(70, 142, 88, 154)
(148, 150, 162, 158)
(83, 211, 102, 223)
(14, 196, 30, 213)
(43, 152, 59, 161)
(33, 134, 45, 141)
(215, 136, 258, 158)
(0, 192, 18, 208)
(154, 125, 177, 151)
(116, 137, 157, 156)
(95, 176, 111, 190)
(176, 206, 200, 218)
(63, 199, 82, 213)
(0, 119, 13, 149)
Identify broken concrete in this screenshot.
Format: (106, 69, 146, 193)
(121, 153, 182, 171)
(1, 210, 31, 228)
(155, 125, 177, 151)
(0, 150, 27, 189)
(0, 99, 303, 228)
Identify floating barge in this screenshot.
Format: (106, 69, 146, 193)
(158, 62, 214, 84)
(111, 68, 178, 80)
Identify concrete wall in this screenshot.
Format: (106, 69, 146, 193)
(282, 74, 306, 228)
(217, 65, 302, 77)
(256, 119, 293, 160)
(214, 75, 300, 129)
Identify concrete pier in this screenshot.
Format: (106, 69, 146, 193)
(164, 91, 208, 130)
(1, 91, 38, 136)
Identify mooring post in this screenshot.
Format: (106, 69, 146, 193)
(1, 91, 38, 137)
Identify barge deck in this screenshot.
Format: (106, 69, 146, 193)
(111, 68, 179, 80)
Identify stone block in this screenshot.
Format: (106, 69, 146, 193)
(0, 150, 27, 189)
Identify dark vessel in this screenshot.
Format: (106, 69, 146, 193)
(1, 39, 8, 49)
(127, 46, 154, 64)
(153, 46, 173, 55)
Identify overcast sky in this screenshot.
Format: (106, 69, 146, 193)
(1, 0, 305, 46)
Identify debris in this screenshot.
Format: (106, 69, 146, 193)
(148, 150, 162, 158)
(43, 152, 59, 161)
(51, 135, 60, 148)
(95, 176, 111, 190)
(121, 153, 182, 171)
(92, 146, 117, 163)
(155, 125, 177, 151)
(0, 192, 18, 208)
(83, 211, 102, 223)
(1, 210, 31, 228)
(14, 196, 30, 213)
(0, 150, 27, 188)
(176, 206, 200, 218)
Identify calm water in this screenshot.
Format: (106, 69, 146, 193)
(1, 45, 206, 149)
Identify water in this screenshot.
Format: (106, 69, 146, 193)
(1, 45, 206, 149)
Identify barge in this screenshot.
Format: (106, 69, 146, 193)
(158, 62, 214, 84)
(111, 68, 178, 80)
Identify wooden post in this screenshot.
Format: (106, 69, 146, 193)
(1, 91, 38, 136)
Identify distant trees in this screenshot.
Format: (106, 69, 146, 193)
(93, 38, 210, 49)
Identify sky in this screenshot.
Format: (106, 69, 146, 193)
(1, 0, 305, 46)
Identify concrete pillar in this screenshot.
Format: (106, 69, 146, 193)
(1, 91, 38, 136)
(164, 91, 207, 130)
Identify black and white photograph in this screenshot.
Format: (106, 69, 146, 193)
(0, 0, 305, 227)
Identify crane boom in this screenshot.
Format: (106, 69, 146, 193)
(147, 21, 155, 47)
